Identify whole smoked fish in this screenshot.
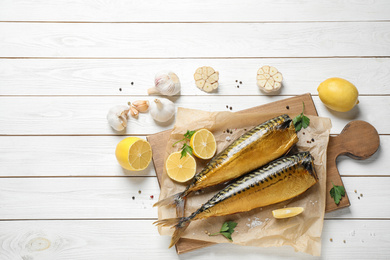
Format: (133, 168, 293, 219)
(154, 114, 298, 217)
(154, 152, 318, 248)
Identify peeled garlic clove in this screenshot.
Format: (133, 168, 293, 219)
(131, 100, 149, 112)
(130, 106, 139, 118)
(149, 98, 175, 123)
(147, 71, 181, 96)
(256, 65, 283, 93)
(107, 105, 130, 131)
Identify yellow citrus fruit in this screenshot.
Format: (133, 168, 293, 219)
(115, 137, 152, 171)
(317, 77, 359, 112)
(272, 207, 304, 219)
(166, 151, 196, 183)
(189, 129, 217, 159)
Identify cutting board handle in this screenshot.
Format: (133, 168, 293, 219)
(326, 120, 380, 212)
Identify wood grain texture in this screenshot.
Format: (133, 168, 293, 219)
(0, 96, 388, 135)
(326, 121, 380, 212)
(0, 220, 389, 260)
(0, 177, 388, 220)
(1, 22, 390, 58)
(1, 0, 390, 22)
(1, 135, 388, 177)
(2, 58, 389, 96)
(0, 136, 156, 177)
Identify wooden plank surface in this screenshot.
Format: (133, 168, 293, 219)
(1, 22, 390, 58)
(0, 135, 388, 177)
(1, 0, 389, 258)
(0, 220, 389, 260)
(0, 177, 387, 220)
(1, 0, 390, 22)
(1, 58, 389, 96)
(0, 96, 388, 135)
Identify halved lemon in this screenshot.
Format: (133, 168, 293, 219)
(115, 137, 152, 171)
(166, 151, 196, 183)
(190, 129, 216, 159)
(272, 207, 304, 219)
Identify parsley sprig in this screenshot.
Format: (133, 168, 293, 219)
(330, 182, 346, 205)
(172, 130, 196, 158)
(209, 221, 237, 241)
(293, 102, 310, 132)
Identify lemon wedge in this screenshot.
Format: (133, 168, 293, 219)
(272, 207, 304, 219)
(166, 151, 196, 183)
(190, 129, 217, 160)
(115, 137, 152, 171)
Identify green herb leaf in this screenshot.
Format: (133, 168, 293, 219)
(302, 115, 310, 129)
(184, 130, 196, 140)
(220, 232, 232, 241)
(220, 222, 229, 232)
(209, 221, 237, 242)
(293, 102, 310, 132)
(330, 182, 346, 205)
(180, 143, 193, 158)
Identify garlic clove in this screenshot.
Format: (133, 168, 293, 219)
(107, 105, 130, 131)
(149, 98, 175, 123)
(131, 100, 149, 113)
(130, 106, 139, 118)
(147, 71, 181, 96)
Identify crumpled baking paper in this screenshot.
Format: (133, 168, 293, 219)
(157, 108, 331, 256)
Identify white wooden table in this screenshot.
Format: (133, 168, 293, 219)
(0, 1, 389, 259)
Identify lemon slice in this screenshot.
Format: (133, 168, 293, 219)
(166, 151, 196, 183)
(190, 129, 216, 159)
(272, 207, 304, 219)
(115, 137, 152, 171)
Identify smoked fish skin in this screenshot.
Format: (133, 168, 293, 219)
(154, 151, 318, 248)
(154, 114, 298, 217)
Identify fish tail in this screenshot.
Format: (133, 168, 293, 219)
(153, 217, 191, 248)
(153, 191, 187, 217)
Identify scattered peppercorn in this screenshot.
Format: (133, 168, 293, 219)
(307, 140, 311, 143)
(286, 105, 290, 110)
(229, 107, 232, 110)
(132, 196, 135, 200)
(330, 238, 333, 242)
(358, 197, 360, 200)
(311, 138, 315, 142)
(244, 129, 247, 131)
(119, 88, 122, 91)
(131, 82, 134, 85)
(343, 240, 346, 243)
(354, 190, 357, 193)
(226, 105, 228, 108)
(237, 85, 240, 88)
(235, 80, 238, 82)
(138, 190, 141, 194)
(150, 195, 154, 199)
(360, 193, 363, 197)
(239, 81, 242, 84)
(302, 132, 305, 135)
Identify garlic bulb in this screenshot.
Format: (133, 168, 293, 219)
(131, 100, 149, 112)
(107, 105, 130, 131)
(149, 98, 175, 122)
(148, 71, 181, 96)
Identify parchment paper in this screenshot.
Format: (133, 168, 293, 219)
(157, 108, 332, 256)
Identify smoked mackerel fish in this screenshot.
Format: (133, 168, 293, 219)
(154, 151, 318, 248)
(154, 114, 298, 217)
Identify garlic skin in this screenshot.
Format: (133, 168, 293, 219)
(131, 100, 149, 112)
(149, 98, 175, 122)
(107, 105, 130, 131)
(148, 71, 181, 96)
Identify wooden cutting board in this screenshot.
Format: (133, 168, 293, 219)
(147, 93, 379, 254)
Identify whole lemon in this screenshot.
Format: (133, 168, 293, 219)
(317, 77, 359, 112)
